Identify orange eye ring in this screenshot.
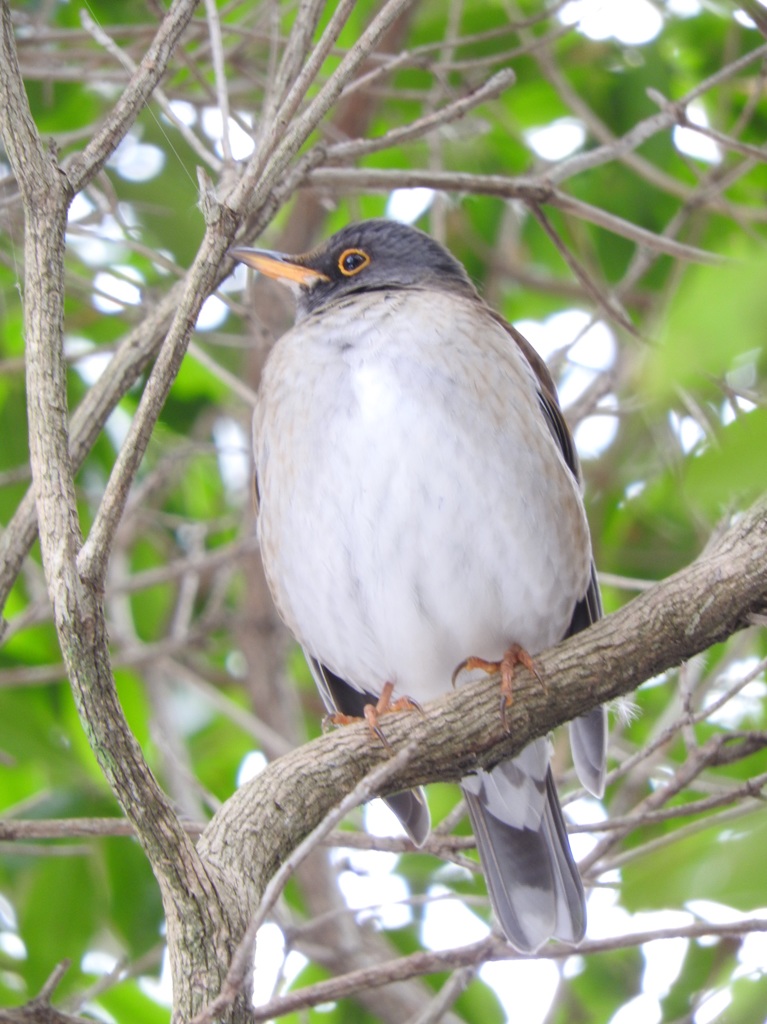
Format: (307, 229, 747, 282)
(338, 248, 371, 276)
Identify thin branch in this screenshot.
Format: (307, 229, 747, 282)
(601, 796, 766, 873)
(324, 67, 515, 160)
(249, 919, 767, 1021)
(264, 0, 358, 147)
(0, 959, 92, 1024)
(65, 946, 164, 1014)
(527, 203, 636, 333)
(66, 0, 202, 193)
(573, 773, 767, 834)
(35, 961, 71, 1005)
(72, 144, 326, 588)
(226, 0, 419, 219)
(305, 167, 719, 262)
(260, 0, 327, 125)
(75, 238, 233, 584)
(202, 0, 232, 164)
(546, 40, 767, 187)
(406, 966, 475, 1024)
(187, 339, 259, 406)
(190, 743, 420, 1024)
(647, 86, 767, 164)
(80, 8, 222, 173)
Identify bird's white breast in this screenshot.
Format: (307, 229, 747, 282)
(254, 289, 591, 704)
(352, 361, 398, 420)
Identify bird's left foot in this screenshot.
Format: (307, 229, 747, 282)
(325, 681, 424, 749)
(452, 643, 545, 733)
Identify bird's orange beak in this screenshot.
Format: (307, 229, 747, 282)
(230, 247, 330, 285)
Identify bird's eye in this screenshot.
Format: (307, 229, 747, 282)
(338, 248, 370, 276)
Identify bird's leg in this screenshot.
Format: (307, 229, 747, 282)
(325, 681, 424, 750)
(360, 682, 421, 747)
(452, 643, 545, 734)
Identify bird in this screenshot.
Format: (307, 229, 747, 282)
(231, 218, 607, 953)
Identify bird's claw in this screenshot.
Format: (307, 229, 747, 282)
(326, 680, 423, 751)
(452, 643, 545, 734)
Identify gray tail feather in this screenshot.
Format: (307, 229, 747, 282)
(463, 769, 585, 952)
(384, 788, 431, 847)
(570, 705, 608, 798)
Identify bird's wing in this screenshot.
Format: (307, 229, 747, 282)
(502, 315, 608, 797)
(566, 564, 608, 796)
(497, 315, 581, 479)
(305, 653, 431, 847)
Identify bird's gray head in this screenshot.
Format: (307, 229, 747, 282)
(231, 219, 477, 319)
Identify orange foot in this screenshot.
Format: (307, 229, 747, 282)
(452, 643, 545, 734)
(326, 681, 424, 749)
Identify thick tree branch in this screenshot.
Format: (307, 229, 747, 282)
(199, 498, 767, 915)
(191, 744, 420, 1024)
(0, 8, 252, 1021)
(0, 0, 200, 894)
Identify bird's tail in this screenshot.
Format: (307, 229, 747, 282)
(462, 745, 585, 953)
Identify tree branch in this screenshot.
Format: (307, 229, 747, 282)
(0, 8, 252, 1021)
(199, 497, 767, 923)
(191, 744, 420, 1024)
(66, 0, 201, 193)
(305, 167, 720, 261)
(249, 918, 767, 1020)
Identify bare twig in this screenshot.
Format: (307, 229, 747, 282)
(249, 919, 767, 1021)
(202, 0, 232, 164)
(80, 8, 222, 173)
(306, 167, 719, 261)
(325, 67, 515, 160)
(67, 0, 202, 193)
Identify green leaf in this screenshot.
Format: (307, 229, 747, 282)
(645, 241, 767, 401)
(17, 857, 104, 994)
(621, 807, 767, 913)
(683, 407, 767, 515)
(98, 978, 171, 1024)
(103, 837, 164, 955)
